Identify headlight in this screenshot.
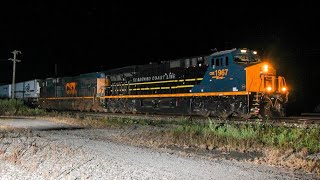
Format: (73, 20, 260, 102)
(263, 65, 268, 73)
(281, 87, 287, 92)
(240, 49, 247, 53)
(266, 86, 272, 91)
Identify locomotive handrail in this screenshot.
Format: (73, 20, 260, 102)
(101, 91, 250, 99)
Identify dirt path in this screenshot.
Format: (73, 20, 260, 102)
(0, 118, 317, 179)
(0, 117, 82, 130)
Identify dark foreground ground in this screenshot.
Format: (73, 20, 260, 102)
(0, 118, 318, 179)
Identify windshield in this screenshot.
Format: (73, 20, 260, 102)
(234, 49, 260, 63)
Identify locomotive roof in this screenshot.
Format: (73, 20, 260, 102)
(210, 48, 236, 57)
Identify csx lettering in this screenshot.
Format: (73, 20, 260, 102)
(66, 82, 77, 95)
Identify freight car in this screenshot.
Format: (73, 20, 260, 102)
(0, 84, 10, 98)
(39, 48, 289, 118)
(0, 79, 41, 106)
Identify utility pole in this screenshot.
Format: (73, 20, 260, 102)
(8, 50, 21, 99)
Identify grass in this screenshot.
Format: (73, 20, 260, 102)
(169, 118, 320, 154)
(0, 99, 45, 116)
(48, 111, 320, 155)
(161, 118, 320, 175)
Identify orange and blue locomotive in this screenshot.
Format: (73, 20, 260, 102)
(39, 48, 289, 118)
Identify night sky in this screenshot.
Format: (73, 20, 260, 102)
(0, 2, 319, 114)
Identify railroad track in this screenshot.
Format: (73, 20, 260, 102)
(270, 115, 320, 125)
(55, 111, 320, 126)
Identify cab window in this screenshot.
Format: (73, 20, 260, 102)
(215, 58, 220, 66)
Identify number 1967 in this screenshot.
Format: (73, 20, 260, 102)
(209, 69, 228, 79)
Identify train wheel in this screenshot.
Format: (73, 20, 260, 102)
(220, 111, 230, 119)
(261, 101, 273, 119)
(278, 108, 286, 117)
(79, 102, 85, 112)
(110, 107, 117, 114)
(274, 101, 286, 117)
(240, 113, 251, 120)
(200, 109, 210, 117)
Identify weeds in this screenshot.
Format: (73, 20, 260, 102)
(0, 99, 45, 116)
(170, 118, 320, 154)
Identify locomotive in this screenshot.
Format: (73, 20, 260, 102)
(37, 48, 289, 118)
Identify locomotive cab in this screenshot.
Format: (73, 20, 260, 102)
(191, 49, 288, 117)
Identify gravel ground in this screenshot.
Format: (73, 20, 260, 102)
(0, 118, 318, 179)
